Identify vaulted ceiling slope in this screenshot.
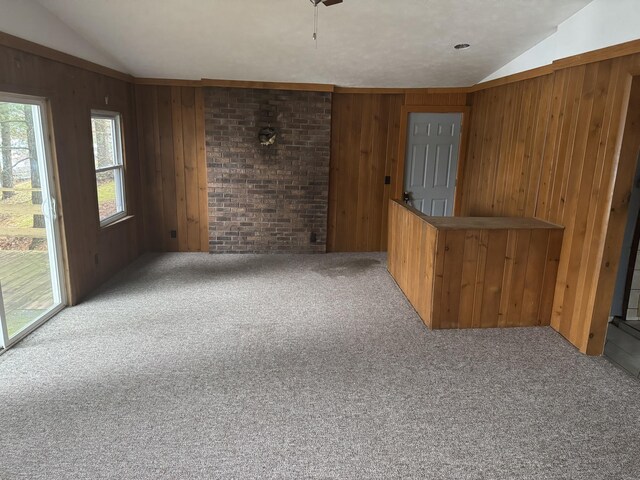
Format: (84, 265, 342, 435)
(23, 0, 593, 86)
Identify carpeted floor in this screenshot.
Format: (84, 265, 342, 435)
(1, 252, 639, 479)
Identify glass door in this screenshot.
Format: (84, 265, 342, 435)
(0, 93, 66, 350)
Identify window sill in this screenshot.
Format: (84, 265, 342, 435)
(100, 214, 135, 230)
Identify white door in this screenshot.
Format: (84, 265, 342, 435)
(0, 93, 66, 350)
(403, 112, 462, 216)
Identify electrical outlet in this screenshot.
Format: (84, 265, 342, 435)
(310, 232, 317, 243)
(170, 230, 177, 239)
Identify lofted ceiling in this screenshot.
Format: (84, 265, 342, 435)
(33, 0, 592, 87)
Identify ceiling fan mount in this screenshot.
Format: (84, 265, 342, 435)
(310, 0, 343, 6)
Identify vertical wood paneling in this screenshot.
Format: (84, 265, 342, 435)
(171, 86, 188, 251)
(387, 200, 437, 327)
(521, 229, 550, 326)
(180, 87, 201, 252)
(431, 228, 446, 329)
(460, 75, 555, 217)
(157, 87, 177, 251)
(327, 93, 404, 251)
(471, 230, 489, 328)
(387, 201, 562, 329)
(460, 53, 640, 354)
(503, 230, 530, 327)
(383, 95, 404, 248)
(538, 229, 564, 327)
(328, 93, 348, 251)
(440, 230, 465, 329)
(355, 95, 374, 249)
(535, 60, 636, 353)
(458, 230, 480, 329)
(585, 73, 640, 354)
(136, 86, 163, 252)
(135, 85, 209, 252)
(480, 230, 509, 328)
(367, 95, 389, 250)
(194, 88, 209, 252)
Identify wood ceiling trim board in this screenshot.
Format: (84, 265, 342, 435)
(0, 31, 133, 83)
(403, 87, 472, 94)
(334, 87, 470, 95)
(469, 65, 555, 92)
(134, 78, 204, 87)
(399, 105, 471, 114)
(552, 38, 640, 71)
(201, 78, 335, 92)
(333, 87, 406, 94)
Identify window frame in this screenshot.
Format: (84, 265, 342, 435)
(90, 110, 127, 227)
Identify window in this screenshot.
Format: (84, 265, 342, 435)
(91, 111, 126, 226)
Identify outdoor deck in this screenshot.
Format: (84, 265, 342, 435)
(0, 250, 53, 336)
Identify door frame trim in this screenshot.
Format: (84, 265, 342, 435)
(397, 105, 471, 216)
(0, 282, 8, 349)
(0, 92, 68, 352)
(0, 304, 66, 355)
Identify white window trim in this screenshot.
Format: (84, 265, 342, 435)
(91, 110, 127, 227)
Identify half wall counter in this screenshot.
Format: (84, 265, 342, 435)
(387, 200, 564, 329)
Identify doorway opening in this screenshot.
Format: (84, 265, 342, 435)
(0, 93, 66, 351)
(401, 110, 465, 216)
(606, 151, 640, 375)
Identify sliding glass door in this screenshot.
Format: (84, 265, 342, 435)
(0, 93, 65, 349)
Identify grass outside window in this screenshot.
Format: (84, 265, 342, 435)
(91, 111, 126, 226)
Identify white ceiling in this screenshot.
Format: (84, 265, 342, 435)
(33, 0, 592, 87)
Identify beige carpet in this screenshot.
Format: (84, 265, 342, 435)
(0, 252, 639, 479)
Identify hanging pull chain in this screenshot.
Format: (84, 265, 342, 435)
(313, 4, 318, 48)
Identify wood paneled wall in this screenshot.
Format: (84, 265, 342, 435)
(404, 91, 468, 107)
(327, 91, 468, 252)
(460, 54, 640, 354)
(134, 85, 469, 254)
(0, 43, 143, 305)
(135, 85, 208, 252)
(134, 85, 470, 255)
(460, 75, 554, 217)
(327, 93, 403, 252)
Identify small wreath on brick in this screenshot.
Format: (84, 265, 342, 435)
(258, 127, 277, 146)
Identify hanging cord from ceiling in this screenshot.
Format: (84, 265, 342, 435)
(310, 0, 342, 46)
(313, 2, 319, 48)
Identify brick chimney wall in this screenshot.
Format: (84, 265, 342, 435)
(205, 88, 331, 253)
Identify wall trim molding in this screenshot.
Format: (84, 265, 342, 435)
(201, 78, 335, 92)
(468, 65, 555, 92)
(551, 38, 640, 71)
(333, 86, 471, 94)
(133, 77, 203, 87)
